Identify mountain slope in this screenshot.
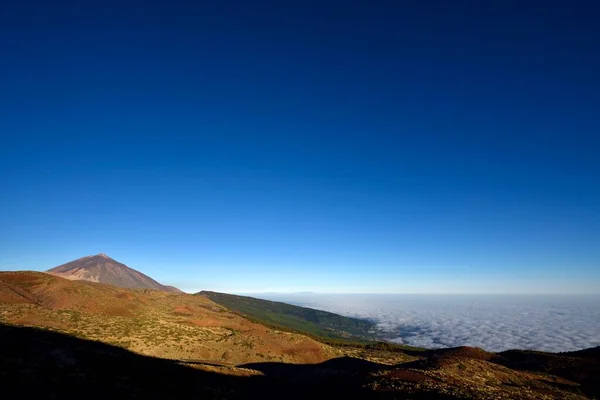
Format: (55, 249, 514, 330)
(2, 320, 593, 400)
(198, 291, 375, 342)
(46, 254, 181, 293)
(1, 271, 597, 398)
(0, 271, 340, 365)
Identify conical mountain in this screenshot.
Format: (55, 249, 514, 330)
(47, 254, 181, 293)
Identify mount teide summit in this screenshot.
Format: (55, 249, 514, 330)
(46, 254, 181, 293)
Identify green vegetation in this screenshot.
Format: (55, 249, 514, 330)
(198, 292, 428, 352)
(199, 291, 375, 341)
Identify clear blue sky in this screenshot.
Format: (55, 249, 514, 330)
(1, 1, 599, 293)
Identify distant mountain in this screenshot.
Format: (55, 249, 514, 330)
(1, 271, 598, 399)
(46, 254, 182, 293)
(0, 271, 339, 365)
(198, 291, 375, 342)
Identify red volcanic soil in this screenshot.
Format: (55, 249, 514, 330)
(430, 346, 504, 362)
(0, 271, 143, 314)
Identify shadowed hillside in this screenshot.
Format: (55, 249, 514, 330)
(0, 322, 389, 399)
(199, 291, 375, 341)
(1, 322, 594, 399)
(0, 271, 341, 365)
(498, 349, 600, 398)
(1, 271, 598, 399)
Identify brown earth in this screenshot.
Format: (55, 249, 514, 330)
(0, 270, 598, 399)
(0, 271, 339, 365)
(369, 357, 587, 399)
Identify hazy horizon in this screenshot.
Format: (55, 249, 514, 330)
(2, 253, 600, 295)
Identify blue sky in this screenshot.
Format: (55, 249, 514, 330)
(1, 1, 599, 293)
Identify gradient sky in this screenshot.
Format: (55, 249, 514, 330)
(1, 1, 599, 294)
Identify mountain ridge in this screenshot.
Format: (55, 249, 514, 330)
(0, 270, 342, 365)
(0, 269, 598, 398)
(46, 254, 182, 293)
(198, 290, 376, 343)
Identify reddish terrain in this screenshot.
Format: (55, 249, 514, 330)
(1, 267, 598, 399)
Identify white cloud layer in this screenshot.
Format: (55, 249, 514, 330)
(253, 294, 600, 352)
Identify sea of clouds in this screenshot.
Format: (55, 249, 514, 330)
(252, 294, 600, 352)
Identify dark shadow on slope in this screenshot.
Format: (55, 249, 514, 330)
(402, 344, 600, 398)
(4, 322, 595, 400)
(239, 357, 458, 400)
(562, 346, 600, 359)
(240, 356, 388, 379)
(0, 323, 394, 400)
(497, 349, 600, 399)
(0, 322, 243, 399)
(390, 348, 592, 399)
